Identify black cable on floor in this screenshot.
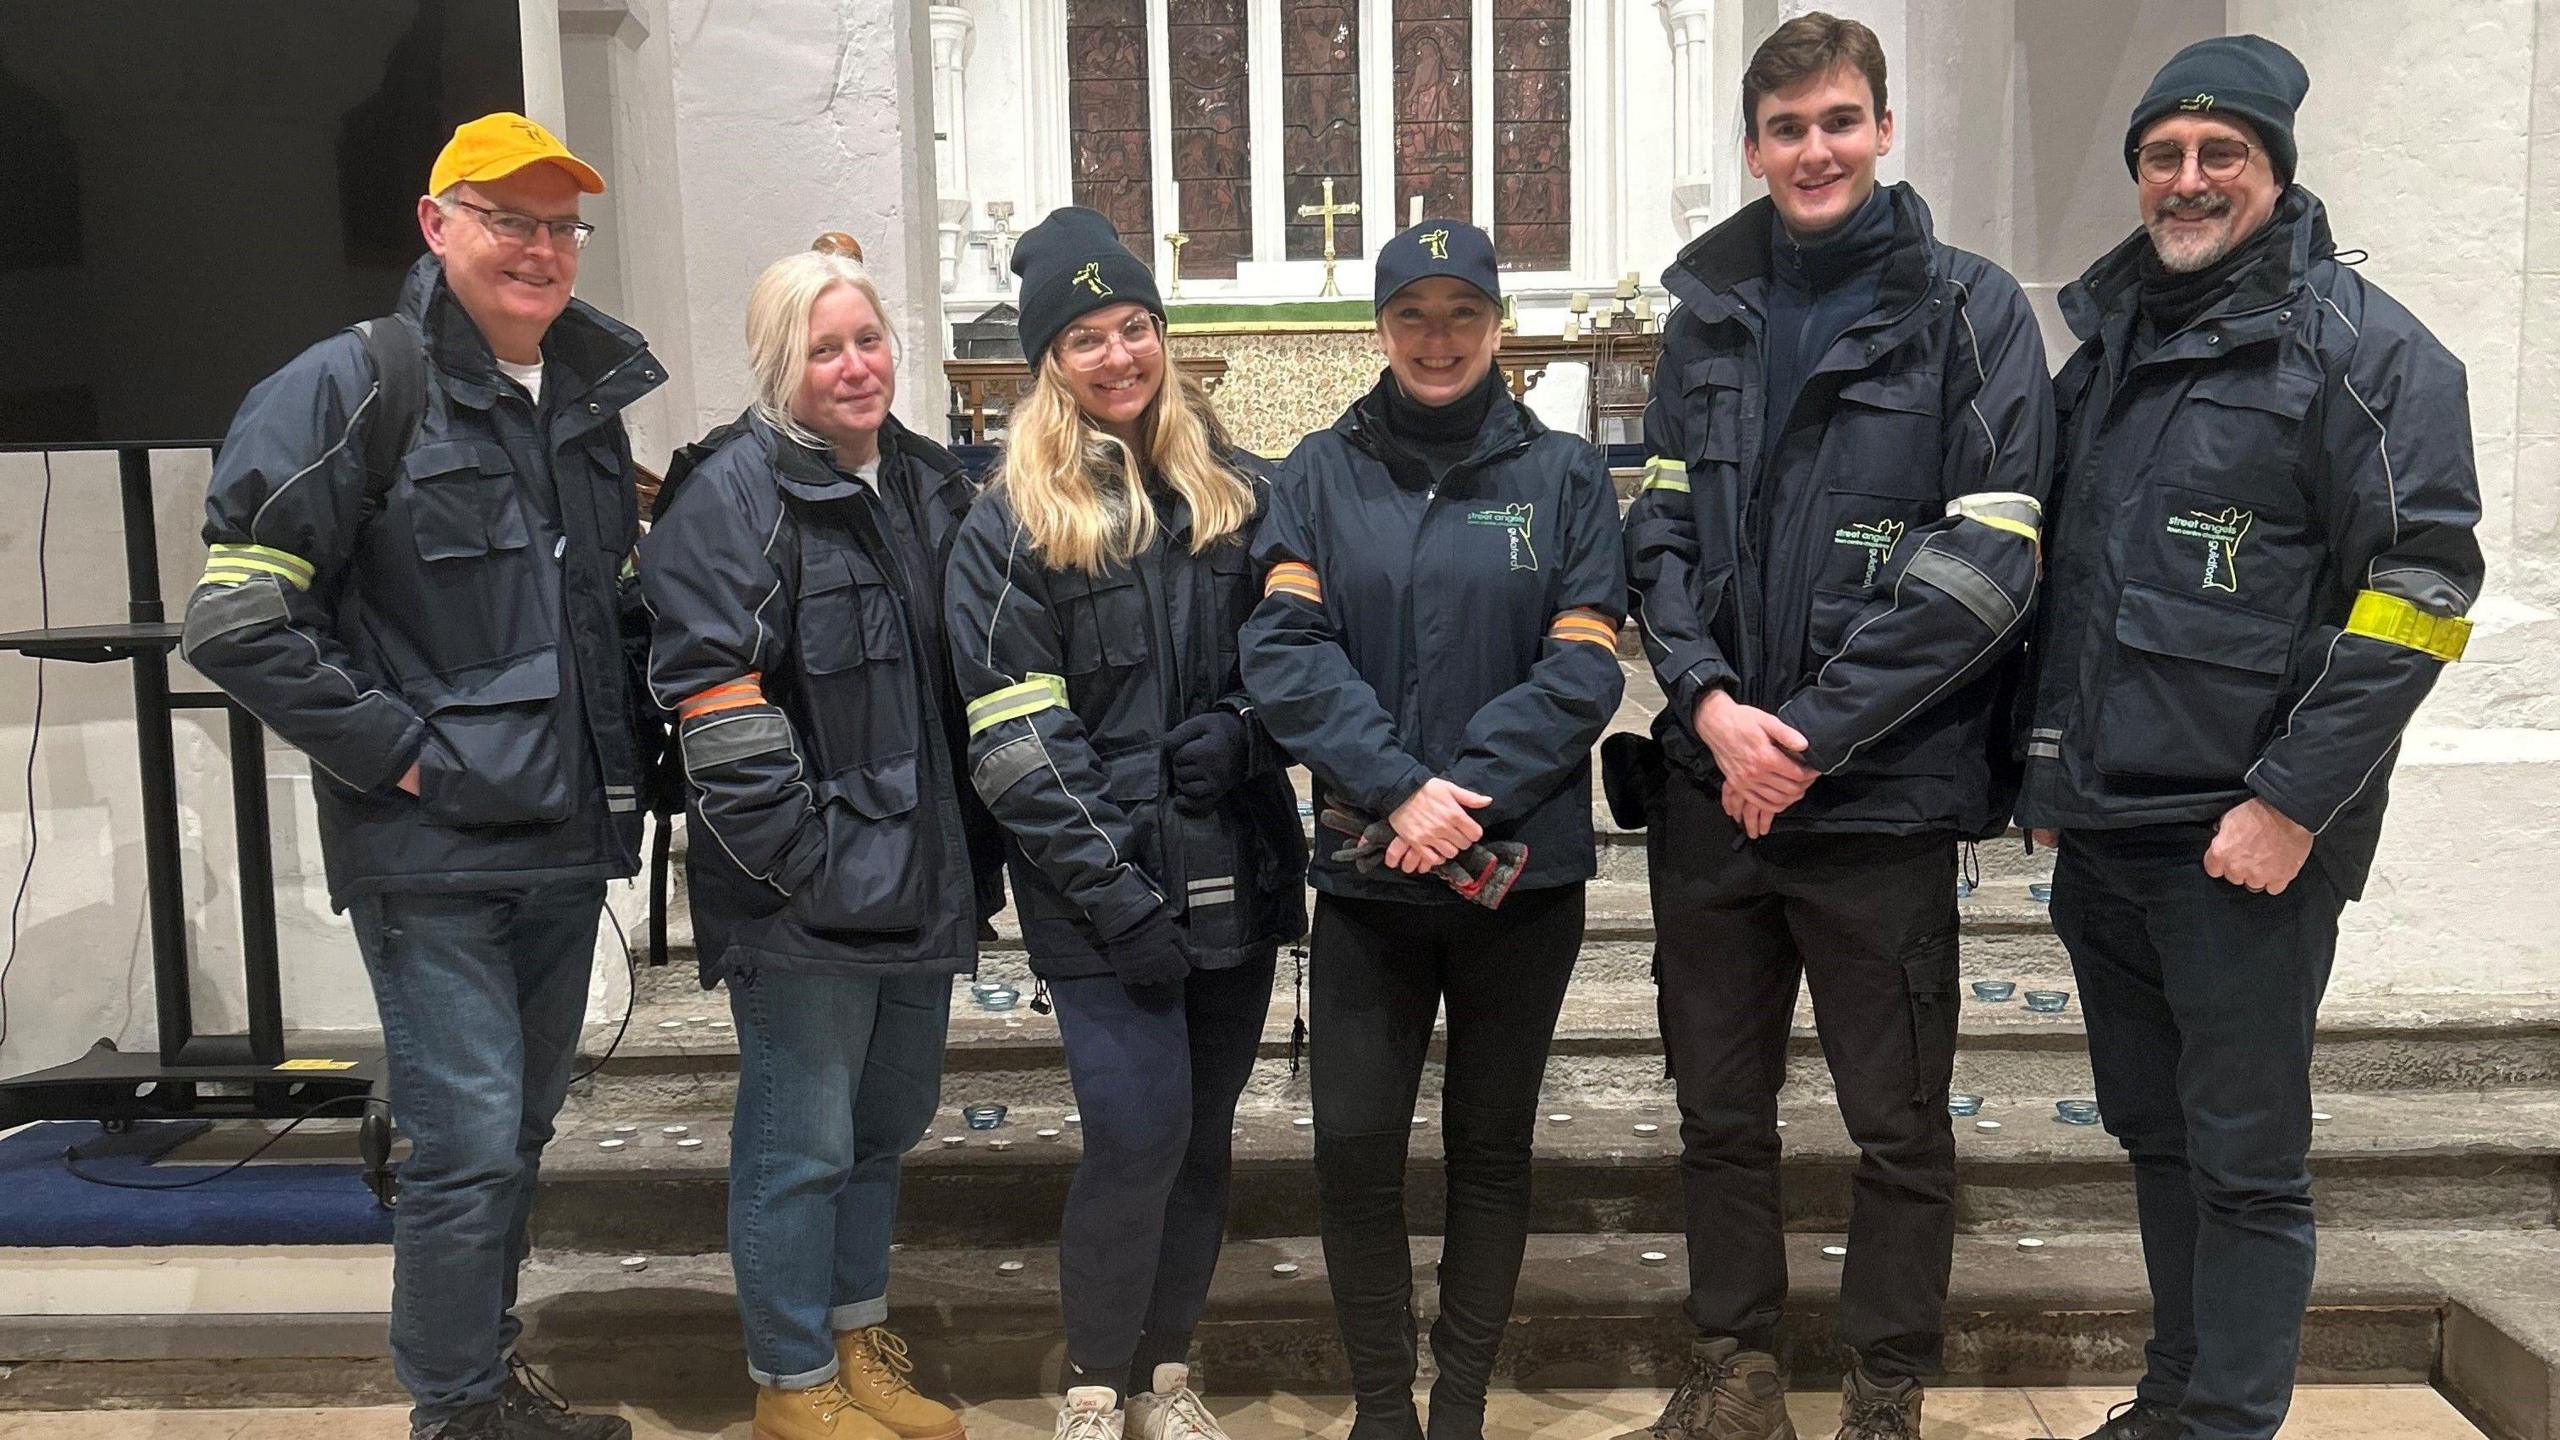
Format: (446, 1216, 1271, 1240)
(58, 1090, 391, 1193)
(0, 453, 55, 1052)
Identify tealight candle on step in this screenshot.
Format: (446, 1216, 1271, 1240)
(1820, 1245, 1848, 1261)
(676, 1137, 703, 1150)
(1272, 1262, 1302, 1277)
(620, 1256, 649, 1272)
(2016, 1237, 2047, 1251)
(1947, 1094, 1984, 1117)
(2023, 990, 2071, 1013)
(1638, 1251, 1669, 1266)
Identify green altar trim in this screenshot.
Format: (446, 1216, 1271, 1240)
(1166, 299, 1376, 333)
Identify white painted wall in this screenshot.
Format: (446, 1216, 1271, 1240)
(660, 0, 951, 442)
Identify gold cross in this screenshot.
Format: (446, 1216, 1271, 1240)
(1162, 228, 1191, 300)
(1296, 176, 1362, 298)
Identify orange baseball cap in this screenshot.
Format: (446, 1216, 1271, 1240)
(427, 112, 606, 197)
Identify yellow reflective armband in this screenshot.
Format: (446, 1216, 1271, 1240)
(2345, 589, 2470, 662)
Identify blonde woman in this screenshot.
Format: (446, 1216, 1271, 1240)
(945, 207, 1307, 1440)
(639, 249, 1004, 1440)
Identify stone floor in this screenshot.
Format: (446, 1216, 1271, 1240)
(0, 1387, 2487, 1439)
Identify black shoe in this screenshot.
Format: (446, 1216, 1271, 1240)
(494, 1355, 634, 1440)
(2077, 1398, 2180, 1440)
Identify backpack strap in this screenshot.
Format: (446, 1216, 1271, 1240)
(351, 315, 428, 501)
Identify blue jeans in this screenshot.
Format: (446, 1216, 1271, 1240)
(2051, 824, 2344, 1440)
(348, 880, 606, 1429)
(1047, 950, 1275, 1390)
(727, 965, 952, 1388)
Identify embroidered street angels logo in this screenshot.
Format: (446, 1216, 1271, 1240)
(2180, 93, 2216, 111)
(1467, 502, 1538, 572)
(1072, 261, 1113, 297)
(2165, 506, 2252, 592)
(1831, 517, 1906, 587)
(1421, 227, 1451, 260)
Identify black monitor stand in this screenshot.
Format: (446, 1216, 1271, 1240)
(0, 445, 392, 1204)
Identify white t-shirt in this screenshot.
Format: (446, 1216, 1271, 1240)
(851, 457, 882, 491)
(495, 356, 545, 404)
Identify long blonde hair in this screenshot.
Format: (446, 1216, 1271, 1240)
(743, 250, 901, 453)
(995, 350, 1253, 575)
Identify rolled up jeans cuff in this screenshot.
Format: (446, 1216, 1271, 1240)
(748, 1355, 841, 1391)
(829, 1296, 890, 1333)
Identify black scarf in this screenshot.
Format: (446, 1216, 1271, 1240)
(1380, 364, 1504, 490)
(2134, 191, 2296, 346)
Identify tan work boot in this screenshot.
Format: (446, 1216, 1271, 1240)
(755, 1378, 899, 1440)
(1833, 1368, 1921, 1440)
(1635, 1338, 1796, 1440)
(835, 1326, 968, 1440)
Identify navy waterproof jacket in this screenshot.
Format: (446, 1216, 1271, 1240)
(1625, 184, 2055, 839)
(1241, 375, 1627, 903)
(2018, 188, 2485, 898)
(638, 412, 1003, 985)
(183, 254, 665, 906)
(944, 459, 1309, 980)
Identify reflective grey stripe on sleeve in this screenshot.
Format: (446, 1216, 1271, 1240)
(1904, 544, 2019, 633)
(2027, 741, 2063, 759)
(681, 710, 793, 772)
(971, 734, 1045, 806)
(179, 577, 291, 660)
(607, 796, 639, 813)
(2368, 565, 2474, 616)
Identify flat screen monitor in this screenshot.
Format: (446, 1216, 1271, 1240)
(0, 1, 525, 449)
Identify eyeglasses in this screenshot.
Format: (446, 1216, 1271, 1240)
(446, 198, 597, 251)
(2135, 138, 2258, 185)
(1057, 313, 1163, 370)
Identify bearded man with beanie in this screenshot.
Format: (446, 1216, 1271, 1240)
(2022, 34, 2484, 1440)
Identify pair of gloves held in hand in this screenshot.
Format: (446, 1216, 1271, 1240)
(1102, 710, 1257, 989)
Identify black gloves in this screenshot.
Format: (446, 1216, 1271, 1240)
(1105, 906, 1191, 989)
(1163, 709, 1256, 807)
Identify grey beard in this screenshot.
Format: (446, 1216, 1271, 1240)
(2146, 207, 2236, 273)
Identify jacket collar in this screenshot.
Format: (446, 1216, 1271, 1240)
(1662, 182, 1940, 332)
(765, 410, 971, 510)
(2059, 185, 2332, 352)
(395, 254, 661, 420)
(1335, 366, 1544, 474)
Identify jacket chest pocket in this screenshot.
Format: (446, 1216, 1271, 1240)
(1679, 356, 1747, 478)
(1059, 569, 1153, 674)
(1833, 366, 1944, 448)
(402, 440, 548, 666)
(2159, 366, 2315, 513)
(795, 547, 919, 769)
(576, 434, 639, 556)
(2094, 580, 2298, 783)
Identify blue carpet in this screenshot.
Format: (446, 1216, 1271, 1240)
(0, 1121, 393, 1247)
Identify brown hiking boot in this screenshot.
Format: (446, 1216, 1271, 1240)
(1833, 1368, 1920, 1440)
(1635, 1337, 1796, 1440)
(836, 1326, 966, 1440)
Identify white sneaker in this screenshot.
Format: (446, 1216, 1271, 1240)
(1123, 1365, 1230, 1440)
(1056, 1385, 1124, 1440)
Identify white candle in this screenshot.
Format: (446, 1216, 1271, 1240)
(1568, 291, 1590, 313)
(1409, 195, 1423, 227)
(1170, 180, 1181, 224)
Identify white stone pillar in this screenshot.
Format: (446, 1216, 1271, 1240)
(1657, 0, 1723, 238)
(1018, 0, 1073, 222)
(666, 0, 951, 439)
(930, 4, 976, 293)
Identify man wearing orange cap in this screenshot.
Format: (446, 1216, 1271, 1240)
(183, 114, 663, 1440)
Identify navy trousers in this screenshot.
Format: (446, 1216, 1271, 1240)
(2051, 823, 2344, 1440)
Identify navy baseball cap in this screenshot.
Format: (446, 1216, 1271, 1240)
(1373, 220, 1500, 310)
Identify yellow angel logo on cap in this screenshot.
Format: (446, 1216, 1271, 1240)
(1073, 261, 1113, 297)
(1422, 228, 1451, 260)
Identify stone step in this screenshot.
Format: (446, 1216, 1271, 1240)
(574, 972, 2560, 1120)
(0, 1230, 2456, 1411)
(529, 1090, 2560, 1257)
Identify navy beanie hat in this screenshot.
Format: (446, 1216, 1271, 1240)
(1011, 206, 1165, 365)
(2125, 34, 2311, 184)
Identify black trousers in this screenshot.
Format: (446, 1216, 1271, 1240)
(1650, 769, 1960, 1379)
(1309, 886, 1584, 1440)
(2052, 824, 2342, 1440)
(1048, 950, 1276, 1394)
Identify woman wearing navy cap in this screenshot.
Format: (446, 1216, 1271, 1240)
(1240, 221, 1626, 1440)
